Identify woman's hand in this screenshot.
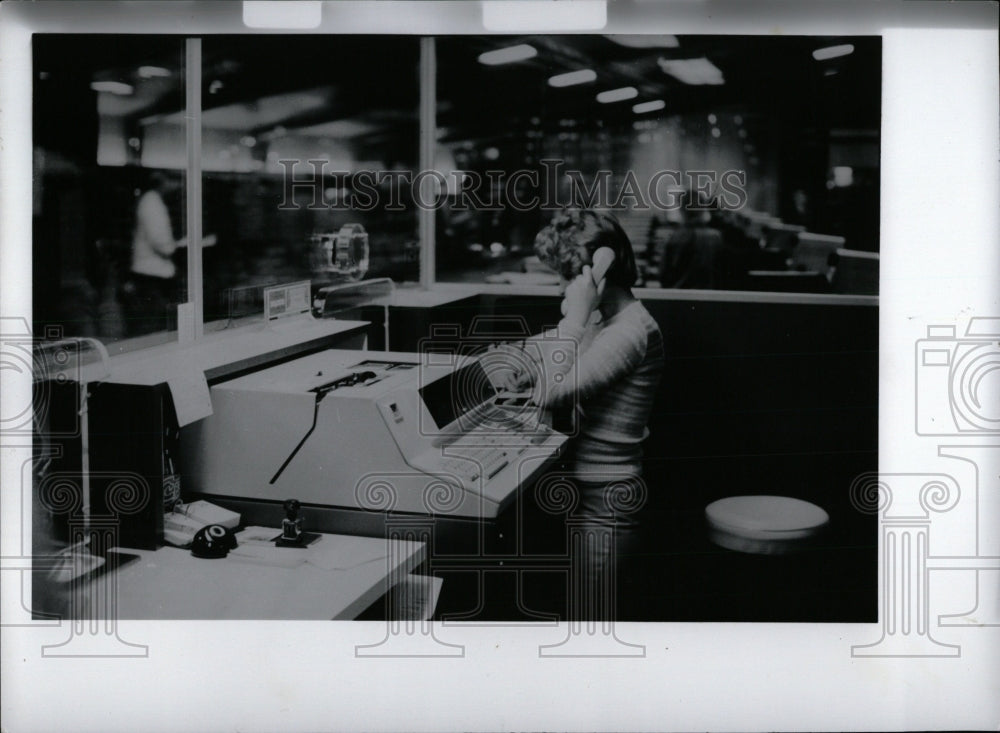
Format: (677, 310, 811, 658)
(483, 342, 534, 392)
(497, 369, 532, 392)
(561, 265, 606, 329)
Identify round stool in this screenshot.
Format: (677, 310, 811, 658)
(705, 495, 830, 555)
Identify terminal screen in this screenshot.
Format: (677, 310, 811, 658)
(419, 361, 496, 428)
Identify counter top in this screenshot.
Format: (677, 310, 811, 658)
(100, 533, 425, 620)
(104, 317, 370, 387)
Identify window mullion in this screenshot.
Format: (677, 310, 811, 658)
(184, 37, 204, 340)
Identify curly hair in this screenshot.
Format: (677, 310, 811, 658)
(533, 209, 638, 288)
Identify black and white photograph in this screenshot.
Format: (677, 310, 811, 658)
(1, 1, 998, 732)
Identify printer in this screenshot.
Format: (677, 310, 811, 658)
(179, 349, 566, 518)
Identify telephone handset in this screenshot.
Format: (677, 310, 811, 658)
(560, 246, 616, 316)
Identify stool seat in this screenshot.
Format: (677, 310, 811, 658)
(705, 495, 830, 555)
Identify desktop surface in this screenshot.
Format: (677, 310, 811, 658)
(39, 533, 425, 620)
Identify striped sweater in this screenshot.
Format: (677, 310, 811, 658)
(533, 300, 664, 478)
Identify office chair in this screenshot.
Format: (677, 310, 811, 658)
(743, 231, 845, 293)
(791, 232, 846, 274)
(830, 248, 879, 295)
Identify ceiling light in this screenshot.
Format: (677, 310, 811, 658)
(833, 166, 854, 187)
(549, 69, 597, 87)
(633, 99, 665, 114)
(605, 34, 679, 49)
(657, 57, 725, 85)
(812, 44, 854, 61)
(478, 44, 537, 66)
(90, 81, 134, 95)
(597, 86, 638, 104)
(138, 66, 171, 79)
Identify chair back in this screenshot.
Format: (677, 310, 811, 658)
(830, 248, 879, 295)
(792, 232, 846, 275)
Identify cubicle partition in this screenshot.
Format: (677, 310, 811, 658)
(385, 290, 879, 621)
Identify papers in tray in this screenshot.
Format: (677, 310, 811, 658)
(164, 501, 241, 547)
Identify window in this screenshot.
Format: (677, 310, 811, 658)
(32, 32, 880, 355)
(198, 36, 421, 328)
(433, 35, 881, 295)
(33, 35, 186, 348)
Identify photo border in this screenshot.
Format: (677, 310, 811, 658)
(2, 1, 998, 731)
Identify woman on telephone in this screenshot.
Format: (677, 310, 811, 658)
(507, 208, 664, 618)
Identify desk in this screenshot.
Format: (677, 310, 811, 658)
(100, 533, 425, 620)
(86, 318, 371, 549)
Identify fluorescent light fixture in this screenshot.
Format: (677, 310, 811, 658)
(605, 34, 679, 49)
(657, 57, 725, 85)
(138, 66, 171, 79)
(597, 86, 638, 103)
(483, 1, 606, 31)
(243, 0, 322, 29)
(90, 81, 134, 95)
(549, 69, 597, 87)
(632, 99, 665, 114)
(812, 44, 854, 61)
(478, 44, 537, 66)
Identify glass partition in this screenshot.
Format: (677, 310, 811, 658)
(434, 35, 880, 295)
(198, 36, 420, 328)
(32, 35, 187, 347)
(31, 32, 880, 358)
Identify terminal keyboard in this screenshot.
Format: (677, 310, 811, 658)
(420, 418, 554, 487)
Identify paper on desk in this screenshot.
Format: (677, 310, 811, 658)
(166, 365, 213, 427)
(304, 535, 388, 571)
(228, 544, 307, 568)
(235, 526, 281, 544)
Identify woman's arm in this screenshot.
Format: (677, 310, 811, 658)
(136, 192, 178, 257)
(536, 315, 647, 407)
